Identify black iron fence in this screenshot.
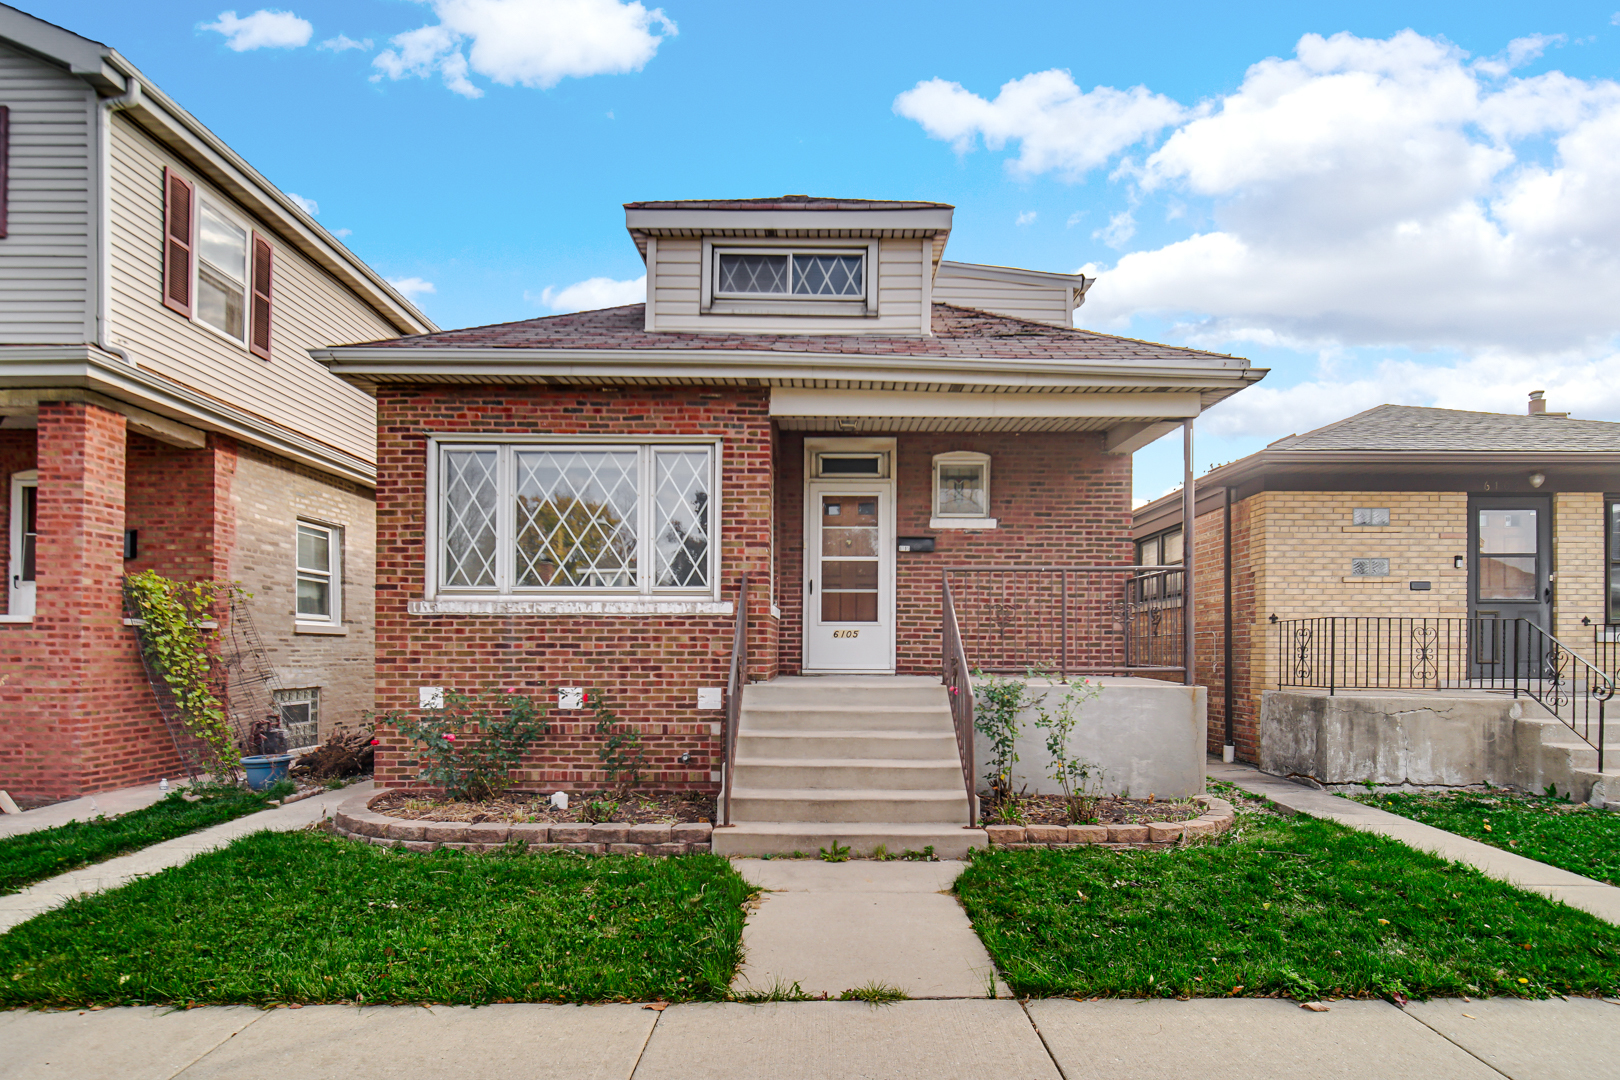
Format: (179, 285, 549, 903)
(1277, 616, 1611, 771)
(943, 565, 1186, 678)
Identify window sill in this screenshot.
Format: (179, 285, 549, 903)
(294, 621, 348, 636)
(122, 618, 220, 628)
(0, 614, 32, 624)
(410, 598, 735, 617)
(930, 517, 998, 530)
(706, 299, 870, 318)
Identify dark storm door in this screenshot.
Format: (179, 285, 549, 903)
(1469, 496, 1551, 677)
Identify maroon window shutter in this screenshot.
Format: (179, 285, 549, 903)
(0, 106, 10, 240)
(249, 232, 273, 359)
(162, 168, 193, 316)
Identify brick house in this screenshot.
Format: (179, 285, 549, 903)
(317, 196, 1265, 854)
(0, 8, 434, 802)
(1134, 396, 1620, 788)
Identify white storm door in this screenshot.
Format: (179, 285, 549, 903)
(9, 470, 37, 619)
(804, 482, 894, 672)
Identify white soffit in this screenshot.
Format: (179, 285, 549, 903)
(769, 387, 1202, 421)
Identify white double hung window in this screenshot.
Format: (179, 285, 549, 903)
(436, 443, 717, 597)
(296, 522, 340, 623)
(196, 202, 248, 342)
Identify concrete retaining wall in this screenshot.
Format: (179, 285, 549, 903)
(971, 677, 1207, 800)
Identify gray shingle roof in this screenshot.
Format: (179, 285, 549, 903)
(1269, 404, 1620, 452)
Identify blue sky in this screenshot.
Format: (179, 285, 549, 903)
(30, 1, 1620, 501)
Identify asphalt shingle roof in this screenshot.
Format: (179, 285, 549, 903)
(345, 303, 1245, 368)
(1268, 404, 1620, 452)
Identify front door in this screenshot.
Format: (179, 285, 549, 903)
(8, 470, 37, 619)
(804, 482, 894, 672)
(1469, 496, 1551, 675)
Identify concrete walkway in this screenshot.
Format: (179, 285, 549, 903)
(731, 859, 1006, 999)
(0, 782, 372, 935)
(1209, 759, 1620, 925)
(3, 996, 1618, 1080)
(0, 781, 171, 838)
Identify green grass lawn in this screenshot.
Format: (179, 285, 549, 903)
(0, 831, 754, 1007)
(0, 787, 277, 895)
(956, 809, 1620, 1001)
(1350, 789, 1620, 886)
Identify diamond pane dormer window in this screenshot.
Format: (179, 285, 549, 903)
(715, 251, 864, 298)
(435, 442, 716, 597)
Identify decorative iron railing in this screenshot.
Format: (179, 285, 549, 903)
(1277, 616, 1610, 772)
(942, 565, 1187, 678)
(720, 573, 749, 829)
(941, 578, 977, 827)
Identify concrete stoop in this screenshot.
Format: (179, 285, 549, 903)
(713, 676, 988, 859)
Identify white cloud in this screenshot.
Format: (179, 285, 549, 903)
(531, 274, 645, 312)
(286, 192, 318, 215)
(1016, 211, 1037, 226)
(201, 9, 313, 51)
(1094, 210, 1135, 248)
(1473, 33, 1563, 78)
(372, 0, 677, 99)
(1066, 211, 1085, 227)
(893, 70, 1187, 178)
(320, 34, 373, 52)
(388, 276, 437, 298)
(332, 228, 353, 238)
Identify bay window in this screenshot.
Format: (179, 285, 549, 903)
(435, 442, 717, 597)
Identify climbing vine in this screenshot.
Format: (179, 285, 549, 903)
(124, 570, 240, 774)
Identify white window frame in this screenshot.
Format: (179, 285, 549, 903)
(423, 436, 723, 605)
(193, 195, 252, 349)
(930, 451, 996, 530)
(701, 237, 879, 317)
(294, 520, 341, 627)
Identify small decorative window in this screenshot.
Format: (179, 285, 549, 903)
(296, 522, 340, 622)
(1351, 558, 1390, 577)
(716, 251, 865, 298)
(814, 452, 887, 478)
(274, 687, 320, 749)
(1352, 507, 1390, 526)
(436, 442, 717, 596)
(931, 452, 992, 522)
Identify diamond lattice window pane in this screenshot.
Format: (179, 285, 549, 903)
(442, 450, 498, 588)
(718, 254, 788, 294)
(792, 255, 863, 296)
(514, 449, 639, 588)
(654, 449, 711, 589)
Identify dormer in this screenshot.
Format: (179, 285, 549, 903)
(625, 197, 954, 335)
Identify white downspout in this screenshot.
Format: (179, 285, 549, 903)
(95, 76, 142, 366)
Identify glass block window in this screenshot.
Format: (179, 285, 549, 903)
(436, 443, 716, 595)
(1351, 558, 1390, 577)
(274, 687, 319, 749)
(715, 250, 864, 298)
(295, 522, 339, 622)
(932, 452, 991, 518)
(1352, 507, 1390, 526)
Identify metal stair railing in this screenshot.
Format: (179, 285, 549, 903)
(720, 574, 749, 829)
(941, 576, 978, 827)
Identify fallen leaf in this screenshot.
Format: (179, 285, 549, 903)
(1300, 1001, 1330, 1012)
(1518, 978, 1529, 984)
(1263, 902, 1272, 910)
(643, 1002, 669, 1012)
(1463, 1013, 1477, 1020)
(1483, 823, 1492, 832)
(1377, 918, 1390, 925)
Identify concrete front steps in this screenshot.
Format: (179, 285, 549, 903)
(1514, 707, 1620, 803)
(712, 676, 988, 859)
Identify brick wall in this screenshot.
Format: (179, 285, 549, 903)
(774, 430, 1132, 675)
(371, 385, 774, 792)
(1553, 492, 1606, 644)
(230, 443, 377, 740)
(0, 429, 36, 617)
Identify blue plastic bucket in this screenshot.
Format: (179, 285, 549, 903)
(241, 753, 295, 792)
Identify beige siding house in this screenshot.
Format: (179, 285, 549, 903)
(0, 4, 436, 801)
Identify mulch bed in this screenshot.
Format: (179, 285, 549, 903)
(372, 790, 716, 826)
(981, 793, 1202, 827)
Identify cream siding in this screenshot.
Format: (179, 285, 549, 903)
(106, 114, 391, 463)
(933, 263, 1074, 327)
(0, 43, 94, 344)
(649, 237, 927, 334)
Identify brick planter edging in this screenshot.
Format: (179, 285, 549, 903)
(984, 794, 1237, 850)
(330, 790, 714, 856)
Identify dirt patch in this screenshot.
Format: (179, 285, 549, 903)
(981, 793, 1202, 827)
(372, 790, 716, 826)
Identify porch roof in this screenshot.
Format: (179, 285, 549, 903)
(312, 304, 1265, 427)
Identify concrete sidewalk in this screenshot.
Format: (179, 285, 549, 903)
(1210, 759, 1620, 925)
(0, 781, 170, 839)
(3, 996, 1617, 1080)
(731, 859, 1006, 999)
(0, 782, 371, 935)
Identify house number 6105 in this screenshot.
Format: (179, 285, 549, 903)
(833, 630, 861, 638)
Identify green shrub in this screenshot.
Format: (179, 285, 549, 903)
(386, 689, 549, 801)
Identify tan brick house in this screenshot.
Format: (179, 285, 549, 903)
(1134, 397, 1620, 769)
(316, 196, 1265, 855)
(0, 7, 434, 801)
